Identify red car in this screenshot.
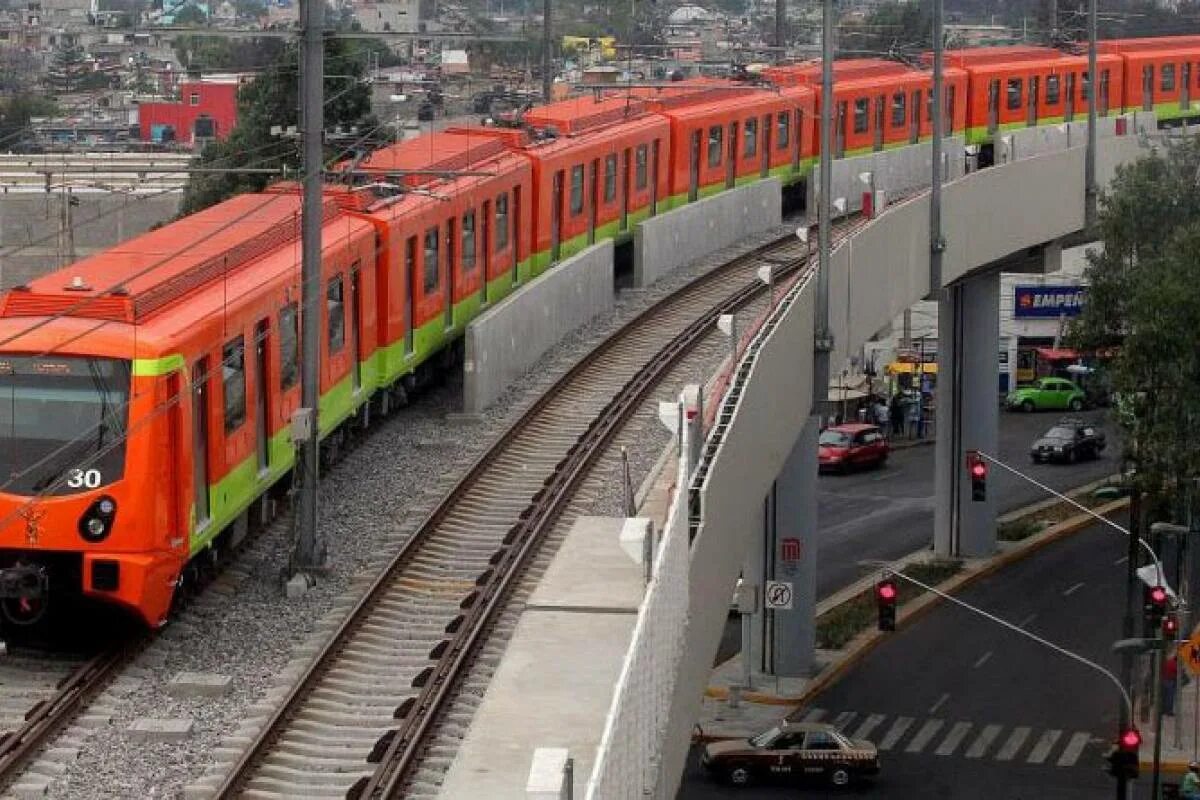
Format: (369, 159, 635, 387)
(818, 424, 890, 472)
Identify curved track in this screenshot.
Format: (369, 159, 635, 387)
(214, 219, 868, 799)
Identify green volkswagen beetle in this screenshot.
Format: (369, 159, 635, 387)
(1006, 377, 1087, 412)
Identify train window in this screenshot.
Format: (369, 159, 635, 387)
(891, 92, 906, 127)
(1163, 64, 1176, 91)
(279, 303, 299, 390)
(495, 193, 509, 251)
(461, 211, 476, 272)
(569, 165, 584, 215)
(222, 335, 246, 434)
(635, 144, 648, 189)
(926, 90, 933, 127)
(327, 275, 345, 354)
(743, 117, 758, 157)
(1006, 78, 1022, 110)
(776, 112, 789, 149)
(1082, 71, 1090, 100)
(707, 125, 723, 167)
(1046, 75, 1060, 105)
(604, 154, 617, 202)
(423, 226, 439, 292)
(853, 98, 868, 134)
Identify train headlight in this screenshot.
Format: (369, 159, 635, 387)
(78, 496, 117, 543)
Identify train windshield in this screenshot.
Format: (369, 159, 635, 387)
(0, 356, 131, 496)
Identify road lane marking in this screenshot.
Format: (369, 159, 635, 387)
(1062, 581, 1086, 597)
(996, 727, 1032, 761)
(1057, 732, 1091, 767)
(966, 724, 1003, 759)
(851, 714, 886, 741)
(1115, 556, 1129, 566)
(929, 692, 950, 714)
(1019, 612, 1038, 628)
(879, 717, 915, 751)
(832, 711, 857, 731)
(801, 708, 826, 722)
(973, 651, 993, 669)
(1027, 729, 1063, 764)
(935, 722, 973, 756)
(905, 719, 945, 753)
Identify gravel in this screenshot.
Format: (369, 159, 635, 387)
(28, 222, 795, 800)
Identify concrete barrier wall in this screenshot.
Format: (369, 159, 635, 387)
(814, 137, 966, 217)
(463, 240, 614, 413)
(633, 179, 781, 287)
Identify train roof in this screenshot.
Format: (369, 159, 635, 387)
(762, 58, 912, 86)
(0, 192, 361, 326)
(522, 93, 649, 134)
(1099, 35, 1200, 53)
(932, 45, 1059, 67)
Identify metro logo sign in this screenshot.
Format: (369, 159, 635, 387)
(1014, 285, 1087, 318)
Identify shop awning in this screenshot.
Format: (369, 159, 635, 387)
(886, 361, 938, 375)
(1035, 347, 1080, 361)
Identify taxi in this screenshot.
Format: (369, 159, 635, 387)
(700, 720, 880, 787)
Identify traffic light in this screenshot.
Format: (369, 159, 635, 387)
(876, 578, 898, 632)
(1105, 727, 1140, 780)
(967, 451, 987, 502)
(1144, 584, 1168, 634)
(1164, 612, 1179, 638)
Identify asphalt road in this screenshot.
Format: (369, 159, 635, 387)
(684, 515, 1188, 799)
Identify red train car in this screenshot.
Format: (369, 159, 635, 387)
(1100, 38, 1200, 121)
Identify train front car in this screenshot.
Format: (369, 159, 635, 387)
(0, 312, 181, 631)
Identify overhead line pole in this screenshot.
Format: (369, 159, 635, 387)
(543, 0, 553, 102)
(814, 0, 833, 409)
(776, 0, 786, 55)
(291, 0, 327, 577)
(1085, 0, 1098, 229)
(930, 0, 944, 292)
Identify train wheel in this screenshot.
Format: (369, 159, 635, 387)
(2, 594, 47, 627)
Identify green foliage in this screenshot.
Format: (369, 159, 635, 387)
(998, 518, 1041, 542)
(174, 35, 285, 71)
(1069, 138, 1200, 504)
(0, 93, 59, 148)
(173, 3, 207, 24)
(839, 2, 931, 60)
(815, 560, 961, 649)
(179, 38, 378, 215)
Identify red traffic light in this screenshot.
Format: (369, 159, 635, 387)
(1150, 586, 1168, 606)
(1119, 728, 1141, 750)
(970, 461, 986, 479)
(1164, 614, 1179, 635)
(877, 581, 898, 602)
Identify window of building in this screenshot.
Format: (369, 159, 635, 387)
(495, 192, 509, 251)
(327, 276, 345, 353)
(279, 303, 298, 390)
(569, 164, 584, 215)
(461, 211, 476, 271)
(1046, 74, 1060, 105)
(777, 111, 790, 149)
(604, 154, 617, 202)
(744, 117, 758, 157)
(707, 125, 723, 167)
(1006, 78, 1023, 110)
(423, 226, 439, 292)
(853, 98, 869, 134)
(1163, 63, 1176, 91)
(635, 144, 648, 190)
(222, 335, 246, 433)
(189, 92, 200, 106)
(891, 92, 906, 127)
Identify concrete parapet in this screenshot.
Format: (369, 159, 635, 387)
(633, 179, 781, 287)
(463, 240, 614, 414)
(811, 138, 965, 221)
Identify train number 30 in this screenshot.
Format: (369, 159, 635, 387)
(66, 469, 103, 489)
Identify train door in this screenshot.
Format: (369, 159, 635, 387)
(909, 90, 920, 144)
(1101, 70, 1111, 115)
(988, 79, 1000, 133)
(551, 170, 563, 262)
(651, 138, 660, 215)
(481, 199, 491, 306)
(946, 85, 956, 133)
(588, 158, 599, 244)
(1065, 73, 1076, 122)
(254, 318, 269, 474)
(512, 186, 522, 283)
(191, 358, 210, 529)
(1143, 65, 1154, 111)
(873, 95, 885, 151)
(689, 129, 701, 202)
(836, 101, 847, 157)
(1027, 75, 1039, 126)
(404, 235, 416, 355)
(1183, 63, 1191, 111)
(760, 114, 771, 177)
(792, 109, 802, 172)
(620, 147, 631, 231)
(350, 266, 362, 392)
(166, 371, 187, 539)
(444, 219, 456, 329)
(726, 120, 738, 189)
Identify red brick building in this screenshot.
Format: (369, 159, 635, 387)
(138, 80, 240, 146)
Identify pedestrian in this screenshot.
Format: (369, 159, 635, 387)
(1163, 649, 1180, 717)
(890, 394, 904, 438)
(1182, 761, 1200, 799)
(874, 398, 890, 434)
(907, 394, 921, 439)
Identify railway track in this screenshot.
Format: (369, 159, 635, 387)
(206, 220, 862, 800)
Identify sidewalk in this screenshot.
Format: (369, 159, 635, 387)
(1141, 652, 1200, 776)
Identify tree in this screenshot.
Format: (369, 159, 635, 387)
(173, 3, 208, 24)
(1069, 138, 1200, 522)
(838, 2, 931, 61)
(0, 93, 59, 150)
(179, 38, 380, 214)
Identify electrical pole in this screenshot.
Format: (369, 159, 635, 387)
(542, 0, 552, 102)
(1085, 0, 1097, 228)
(1048, 0, 1058, 44)
(930, 0, 944, 292)
(775, 0, 785, 56)
(291, 0, 327, 576)
(814, 0, 833, 408)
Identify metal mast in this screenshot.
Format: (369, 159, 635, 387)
(1085, 0, 1098, 228)
(930, 0, 944, 290)
(542, 0, 552, 102)
(814, 0, 834, 408)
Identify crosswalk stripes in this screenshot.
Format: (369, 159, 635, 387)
(878, 716, 915, 751)
(831, 711, 857, 731)
(850, 714, 886, 741)
(905, 719, 944, 753)
(996, 726, 1032, 761)
(1056, 732, 1092, 767)
(935, 722, 973, 756)
(1027, 729, 1063, 764)
(965, 724, 1003, 759)
(801, 708, 826, 723)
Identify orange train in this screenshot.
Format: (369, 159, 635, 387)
(1, 35, 1199, 630)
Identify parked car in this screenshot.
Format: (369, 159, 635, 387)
(818, 424, 889, 472)
(1006, 377, 1087, 412)
(701, 721, 881, 788)
(1030, 418, 1106, 463)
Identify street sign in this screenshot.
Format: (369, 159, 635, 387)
(764, 581, 793, 610)
(1181, 637, 1200, 678)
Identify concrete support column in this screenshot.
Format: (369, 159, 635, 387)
(934, 271, 1000, 558)
(744, 415, 819, 677)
